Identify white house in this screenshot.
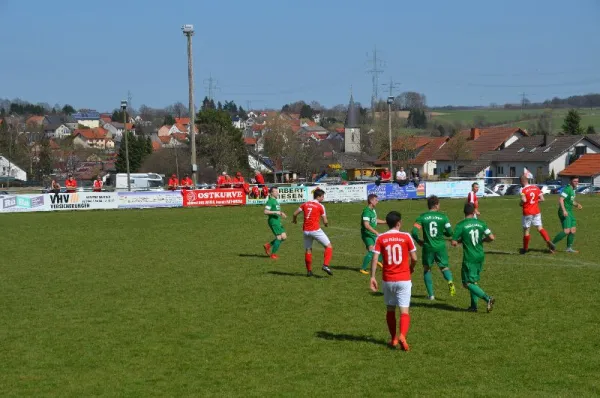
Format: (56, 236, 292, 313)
(232, 117, 247, 130)
(72, 110, 101, 128)
(0, 155, 27, 181)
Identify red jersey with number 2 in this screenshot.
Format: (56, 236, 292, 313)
(520, 185, 542, 216)
(373, 230, 416, 282)
(299, 200, 326, 232)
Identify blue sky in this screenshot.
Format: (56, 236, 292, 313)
(0, 0, 599, 112)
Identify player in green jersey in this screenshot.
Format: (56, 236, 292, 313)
(411, 195, 456, 300)
(552, 177, 583, 253)
(452, 203, 496, 313)
(360, 194, 386, 275)
(263, 187, 287, 260)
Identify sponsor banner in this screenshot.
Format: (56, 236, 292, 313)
(0, 194, 49, 213)
(367, 182, 426, 200)
(183, 189, 246, 207)
(46, 192, 118, 210)
(425, 180, 484, 198)
(117, 191, 183, 209)
(245, 186, 308, 205)
(309, 184, 368, 203)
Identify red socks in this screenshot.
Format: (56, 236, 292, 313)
(400, 313, 410, 337)
(539, 228, 550, 242)
(305, 253, 313, 272)
(386, 311, 396, 340)
(523, 235, 531, 251)
(324, 247, 333, 266)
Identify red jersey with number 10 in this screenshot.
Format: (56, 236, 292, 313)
(373, 230, 416, 282)
(299, 200, 326, 232)
(520, 184, 542, 216)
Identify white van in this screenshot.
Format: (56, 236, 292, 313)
(103, 173, 164, 191)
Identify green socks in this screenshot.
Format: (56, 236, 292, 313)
(567, 233, 575, 248)
(442, 269, 453, 282)
(271, 239, 282, 254)
(361, 251, 374, 271)
(470, 292, 478, 309)
(423, 271, 434, 297)
(467, 284, 489, 303)
(552, 231, 567, 244)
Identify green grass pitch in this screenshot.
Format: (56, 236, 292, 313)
(2, 197, 600, 396)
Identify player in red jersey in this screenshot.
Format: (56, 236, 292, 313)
(519, 175, 556, 254)
(467, 183, 480, 217)
(292, 188, 333, 277)
(370, 211, 417, 351)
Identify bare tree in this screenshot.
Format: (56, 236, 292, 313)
(445, 133, 472, 176)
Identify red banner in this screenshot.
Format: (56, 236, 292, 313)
(182, 189, 246, 207)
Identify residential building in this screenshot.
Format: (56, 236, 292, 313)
(72, 110, 101, 128)
(376, 136, 450, 177)
(25, 115, 45, 127)
(232, 116, 246, 130)
(73, 127, 114, 150)
(43, 115, 75, 138)
(559, 153, 600, 185)
(0, 155, 27, 181)
(433, 127, 528, 176)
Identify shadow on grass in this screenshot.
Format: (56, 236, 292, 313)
(370, 291, 384, 297)
(332, 266, 361, 273)
(411, 301, 464, 312)
(239, 254, 269, 258)
(267, 271, 324, 279)
(315, 331, 389, 347)
(485, 250, 516, 256)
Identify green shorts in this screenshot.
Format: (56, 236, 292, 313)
(559, 211, 576, 229)
(269, 222, 285, 236)
(422, 248, 449, 268)
(362, 235, 376, 250)
(461, 261, 483, 284)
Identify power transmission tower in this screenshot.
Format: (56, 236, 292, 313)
(367, 46, 384, 120)
(520, 92, 528, 112)
(382, 77, 401, 109)
(204, 74, 220, 102)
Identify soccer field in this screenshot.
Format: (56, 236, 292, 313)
(2, 197, 600, 396)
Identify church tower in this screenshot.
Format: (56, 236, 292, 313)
(344, 93, 361, 153)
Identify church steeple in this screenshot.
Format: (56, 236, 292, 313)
(345, 91, 359, 129)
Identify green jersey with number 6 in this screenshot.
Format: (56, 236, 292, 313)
(411, 211, 453, 251)
(452, 218, 492, 264)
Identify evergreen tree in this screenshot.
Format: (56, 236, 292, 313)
(562, 109, 583, 135)
(163, 114, 175, 126)
(217, 101, 223, 110)
(62, 104, 76, 115)
(112, 109, 129, 122)
(586, 125, 596, 134)
(37, 138, 54, 179)
(407, 109, 427, 129)
(300, 104, 313, 119)
(115, 132, 151, 173)
(145, 136, 153, 155)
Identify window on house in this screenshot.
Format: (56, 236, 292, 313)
(529, 147, 537, 153)
(509, 167, 516, 177)
(433, 168, 438, 175)
(543, 147, 551, 153)
(575, 146, 586, 156)
(496, 166, 504, 175)
(517, 147, 525, 153)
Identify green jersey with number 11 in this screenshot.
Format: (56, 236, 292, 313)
(411, 211, 453, 251)
(452, 218, 492, 263)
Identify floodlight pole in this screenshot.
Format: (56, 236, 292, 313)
(121, 100, 131, 191)
(182, 24, 197, 186)
(387, 96, 394, 177)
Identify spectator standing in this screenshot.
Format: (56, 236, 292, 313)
(65, 174, 77, 193)
(93, 176, 103, 192)
(217, 172, 227, 187)
(168, 174, 179, 191)
(255, 170, 265, 186)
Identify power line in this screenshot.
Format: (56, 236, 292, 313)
(382, 77, 401, 98)
(366, 46, 384, 116)
(203, 74, 220, 101)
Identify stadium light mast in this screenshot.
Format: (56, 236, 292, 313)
(121, 100, 131, 191)
(387, 96, 394, 177)
(182, 24, 197, 186)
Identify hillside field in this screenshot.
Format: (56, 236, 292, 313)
(1, 197, 600, 396)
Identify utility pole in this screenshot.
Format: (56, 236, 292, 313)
(121, 100, 131, 191)
(182, 24, 197, 186)
(387, 96, 394, 178)
(520, 92, 528, 113)
(367, 46, 384, 121)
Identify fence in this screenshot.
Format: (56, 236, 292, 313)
(0, 181, 485, 213)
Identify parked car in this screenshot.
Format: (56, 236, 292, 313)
(544, 179, 562, 186)
(551, 186, 565, 194)
(504, 185, 522, 196)
(493, 184, 514, 195)
(577, 185, 597, 194)
(536, 184, 559, 195)
(484, 187, 500, 197)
